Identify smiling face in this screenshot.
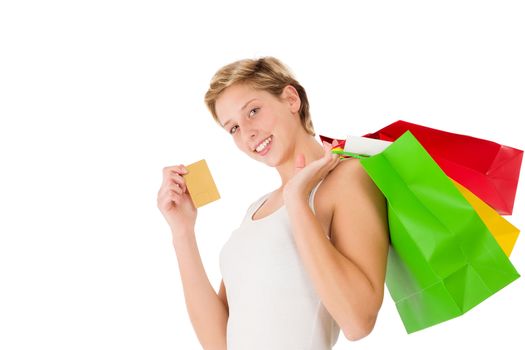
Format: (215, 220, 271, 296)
(215, 83, 303, 167)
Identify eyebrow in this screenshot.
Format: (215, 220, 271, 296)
(220, 98, 258, 128)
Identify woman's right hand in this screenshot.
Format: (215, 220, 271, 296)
(157, 164, 197, 236)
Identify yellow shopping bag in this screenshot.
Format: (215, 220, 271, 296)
(453, 180, 520, 257)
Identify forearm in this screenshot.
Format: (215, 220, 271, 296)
(285, 201, 382, 339)
(172, 231, 227, 350)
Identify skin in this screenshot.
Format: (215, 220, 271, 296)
(157, 82, 389, 347)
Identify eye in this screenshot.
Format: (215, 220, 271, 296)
(229, 125, 238, 134)
(248, 107, 259, 118)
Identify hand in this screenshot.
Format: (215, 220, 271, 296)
(157, 164, 197, 237)
(283, 140, 340, 205)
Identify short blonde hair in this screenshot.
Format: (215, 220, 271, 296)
(204, 57, 315, 136)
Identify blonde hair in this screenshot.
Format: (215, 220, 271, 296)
(204, 56, 315, 136)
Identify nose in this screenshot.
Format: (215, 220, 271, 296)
(239, 117, 258, 141)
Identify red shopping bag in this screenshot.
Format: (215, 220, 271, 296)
(363, 120, 523, 215)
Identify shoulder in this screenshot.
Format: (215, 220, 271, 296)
(319, 157, 387, 237)
(312, 157, 381, 224)
(321, 157, 376, 205)
(321, 158, 390, 306)
(321, 158, 389, 273)
(329, 157, 368, 180)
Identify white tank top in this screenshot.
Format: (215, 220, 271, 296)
(219, 180, 341, 349)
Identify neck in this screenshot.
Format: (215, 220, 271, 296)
(275, 132, 325, 189)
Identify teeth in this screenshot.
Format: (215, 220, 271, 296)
(255, 136, 272, 152)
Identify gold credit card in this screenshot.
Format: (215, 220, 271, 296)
(183, 159, 220, 208)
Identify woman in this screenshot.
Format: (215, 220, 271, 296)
(157, 57, 389, 349)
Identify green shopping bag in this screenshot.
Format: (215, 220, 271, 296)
(360, 131, 520, 333)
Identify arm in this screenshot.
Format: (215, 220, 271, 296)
(285, 159, 389, 341)
(158, 164, 228, 349)
(172, 230, 229, 350)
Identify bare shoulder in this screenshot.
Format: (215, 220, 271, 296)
(323, 157, 389, 305)
(321, 157, 374, 205)
(321, 157, 387, 243)
(330, 157, 367, 179)
(311, 158, 374, 231)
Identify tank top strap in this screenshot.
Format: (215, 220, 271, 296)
(309, 178, 332, 240)
(242, 179, 323, 222)
(242, 192, 272, 222)
(308, 178, 324, 215)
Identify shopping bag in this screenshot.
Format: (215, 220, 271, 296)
(452, 180, 520, 257)
(323, 134, 522, 257)
(364, 120, 523, 215)
(320, 135, 390, 159)
(359, 131, 520, 333)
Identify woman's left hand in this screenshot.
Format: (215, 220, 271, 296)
(283, 140, 341, 205)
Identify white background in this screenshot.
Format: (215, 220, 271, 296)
(1, 0, 524, 349)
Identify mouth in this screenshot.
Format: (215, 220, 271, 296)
(253, 135, 273, 154)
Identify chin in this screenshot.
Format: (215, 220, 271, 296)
(249, 139, 283, 167)
(251, 154, 274, 166)
(261, 154, 285, 168)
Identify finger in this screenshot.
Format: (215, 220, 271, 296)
(158, 179, 186, 202)
(169, 190, 182, 205)
(157, 190, 177, 210)
(163, 164, 188, 175)
(322, 141, 332, 152)
(170, 173, 187, 192)
(332, 151, 342, 163)
(325, 152, 341, 170)
(162, 165, 189, 185)
(331, 156, 340, 170)
(295, 153, 306, 171)
(162, 169, 188, 191)
(323, 142, 337, 159)
(169, 183, 183, 195)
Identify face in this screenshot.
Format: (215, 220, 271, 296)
(215, 83, 302, 166)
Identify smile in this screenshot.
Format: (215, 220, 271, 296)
(254, 135, 273, 153)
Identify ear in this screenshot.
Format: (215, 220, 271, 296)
(281, 85, 301, 114)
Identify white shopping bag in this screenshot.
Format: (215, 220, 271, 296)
(344, 136, 392, 156)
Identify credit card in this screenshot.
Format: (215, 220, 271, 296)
(183, 159, 220, 208)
